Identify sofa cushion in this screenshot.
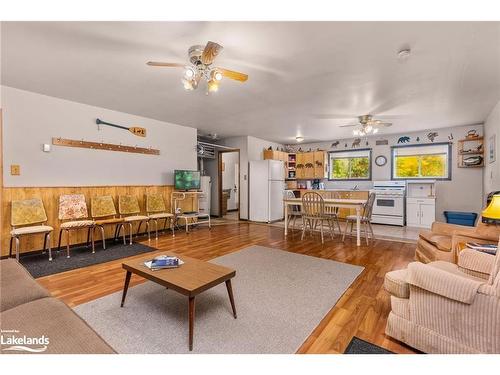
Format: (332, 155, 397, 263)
(0, 259, 50, 312)
(384, 269, 410, 299)
(0, 297, 115, 354)
(416, 239, 454, 264)
(419, 230, 452, 251)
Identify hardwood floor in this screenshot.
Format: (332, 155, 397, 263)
(36, 222, 418, 354)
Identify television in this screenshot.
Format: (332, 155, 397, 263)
(174, 170, 201, 191)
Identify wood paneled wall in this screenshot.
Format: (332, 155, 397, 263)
(1, 185, 196, 257)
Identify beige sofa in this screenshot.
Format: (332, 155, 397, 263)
(0, 259, 115, 354)
(415, 221, 500, 264)
(384, 243, 500, 353)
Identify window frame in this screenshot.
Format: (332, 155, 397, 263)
(328, 148, 372, 181)
(390, 142, 452, 181)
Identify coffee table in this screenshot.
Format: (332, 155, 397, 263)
(120, 252, 237, 351)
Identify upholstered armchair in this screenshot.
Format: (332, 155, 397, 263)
(9, 198, 54, 261)
(91, 195, 125, 249)
(415, 220, 500, 263)
(384, 243, 500, 353)
(118, 195, 150, 244)
(146, 193, 174, 239)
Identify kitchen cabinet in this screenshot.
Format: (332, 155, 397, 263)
(294, 151, 328, 180)
(406, 197, 435, 228)
(313, 151, 328, 179)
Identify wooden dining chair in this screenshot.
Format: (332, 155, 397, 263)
(343, 192, 376, 244)
(284, 190, 302, 231)
(301, 192, 336, 244)
(324, 191, 342, 236)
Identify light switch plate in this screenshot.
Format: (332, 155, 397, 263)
(10, 164, 20, 176)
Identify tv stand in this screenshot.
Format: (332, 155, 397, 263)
(171, 191, 211, 233)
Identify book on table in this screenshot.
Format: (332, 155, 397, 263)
(144, 255, 184, 270)
(466, 242, 498, 255)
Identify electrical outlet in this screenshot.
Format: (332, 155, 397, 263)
(10, 164, 20, 176)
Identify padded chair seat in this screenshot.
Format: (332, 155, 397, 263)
(419, 230, 452, 252)
(60, 220, 94, 229)
(345, 215, 370, 222)
(123, 215, 149, 222)
(384, 269, 410, 299)
(10, 225, 53, 236)
(148, 213, 174, 219)
(94, 218, 124, 226)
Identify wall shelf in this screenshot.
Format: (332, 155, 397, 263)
(52, 137, 160, 155)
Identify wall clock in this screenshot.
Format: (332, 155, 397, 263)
(375, 155, 387, 166)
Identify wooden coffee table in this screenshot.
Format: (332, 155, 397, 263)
(120, 252, 237, 351)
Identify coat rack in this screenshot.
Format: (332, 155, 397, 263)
(52, 137, 160, 155)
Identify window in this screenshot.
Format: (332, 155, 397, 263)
(391, 143, 451, 180)
(328, 149, 371, 180)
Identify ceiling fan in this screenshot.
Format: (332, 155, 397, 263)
(339, 115, 393, 136)
(147, 41, 248, 94)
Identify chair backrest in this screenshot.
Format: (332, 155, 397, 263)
(302, 192, 325, 218)
(58, 194, 89, 220)
(91, 195, 117, 219)
(11, 198, 47, 227)
(118, 195, 141, 216)
(284, 190, 296, 199)
(327, 192, 341, 214)
(146, 193, 166, 214)
(362, 192, 376, 219)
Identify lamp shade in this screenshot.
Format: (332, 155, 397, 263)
(482, 195, 500, 223)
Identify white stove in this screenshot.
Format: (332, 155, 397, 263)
(370, 181, 406, 226)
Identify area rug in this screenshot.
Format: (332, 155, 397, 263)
(344, 337, 393, 354)
(20, 241, 156, 279)
(74, 245, 364, 354)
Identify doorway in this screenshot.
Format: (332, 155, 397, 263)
(218, 149, 240, 220)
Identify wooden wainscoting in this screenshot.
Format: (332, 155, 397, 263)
(1, 185, 196, 257)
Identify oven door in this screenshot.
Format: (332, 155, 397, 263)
(372, 195, 404, 216)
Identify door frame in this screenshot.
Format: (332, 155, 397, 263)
(218, 148, 240, 219)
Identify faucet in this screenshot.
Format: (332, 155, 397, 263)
(353, 184, 359, 191)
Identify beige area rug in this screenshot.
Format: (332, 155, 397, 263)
(74, 246, 363, 353)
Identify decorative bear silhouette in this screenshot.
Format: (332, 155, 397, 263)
(397, 136, 410, 143)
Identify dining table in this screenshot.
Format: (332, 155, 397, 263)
(283, 197, 367, 246)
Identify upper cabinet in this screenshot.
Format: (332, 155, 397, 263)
(264, 149, 328, 180)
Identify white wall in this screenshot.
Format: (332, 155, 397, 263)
(483, 100, 500, 198)
(223, 135, 284, 219)
(296, 124, 484, 222)
(222, 151, 239, 211)
(2, 86, 197, 186)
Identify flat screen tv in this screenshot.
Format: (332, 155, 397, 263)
(174, 170, 201, 191)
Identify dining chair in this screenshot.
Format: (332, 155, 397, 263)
(284, 190, 302, 231)
(342, 192, 376, 245)
(146, 193, 175, 239)
(57, 194, 95, 258)
(119, 195, 151, 244)
(10, 198, 54, 261)
(301, 192, 336, 244)
(324, 191, 342, 236)
(91, 195, 126, 249)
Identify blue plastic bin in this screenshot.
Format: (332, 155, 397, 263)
(443, 211, 478, 227)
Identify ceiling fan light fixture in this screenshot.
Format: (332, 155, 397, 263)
(184, 67, 195, 79)
(213, 70, 223, 81)
(182, 78, 194, 91)
(207, 79, 219, 94)
(373, 128, 379, 134)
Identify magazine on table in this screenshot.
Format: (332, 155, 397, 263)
(144, 255, 184, 270)
(466, 242, 498, 255)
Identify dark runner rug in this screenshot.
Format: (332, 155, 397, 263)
(19, 241, 157, 278)
(344, 337, 394, 354)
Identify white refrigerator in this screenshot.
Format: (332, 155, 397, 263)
(249, 160, 285, 223)
(199, 176, 211, 215)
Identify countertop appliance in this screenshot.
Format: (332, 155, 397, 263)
(249, 160, 285, 223)
(370, 181, 406, 226)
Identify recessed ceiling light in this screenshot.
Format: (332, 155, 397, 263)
(397, 48, 411, 60)
(296, 136, 304, 142)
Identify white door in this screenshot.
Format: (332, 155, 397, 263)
(420, 202, 435, 228)
(269, 180, 284, 222)
(406, 201, 420, 227)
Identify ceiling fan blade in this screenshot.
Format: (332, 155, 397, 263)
(216, 68, 248, 82)
(339, 124, 358, 128)
(201, 41, 223, 65)
(146, 61, 185, 68)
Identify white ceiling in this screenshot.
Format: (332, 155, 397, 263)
(2, 21, 500, 143)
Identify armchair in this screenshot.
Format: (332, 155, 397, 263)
(384, 243, 500, 353)
(415, 220, 500, 263)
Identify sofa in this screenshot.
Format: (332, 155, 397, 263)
(384, 243, 500, 353)
(415, 221, 500, 264)
(0, 259, 115, 354)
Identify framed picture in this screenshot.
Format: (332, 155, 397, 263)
(489, 134, 496, 163)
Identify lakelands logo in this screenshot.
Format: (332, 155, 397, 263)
(1, 329, 49, 353)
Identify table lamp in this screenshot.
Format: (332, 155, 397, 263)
(482, 194, 500, 224)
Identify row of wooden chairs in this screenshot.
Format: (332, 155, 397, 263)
(9, 194, 174, 261)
